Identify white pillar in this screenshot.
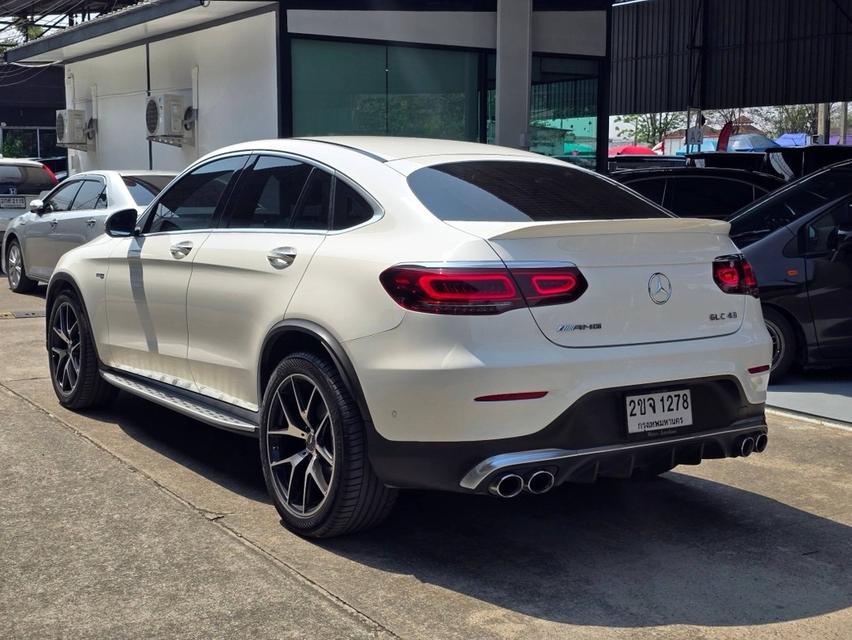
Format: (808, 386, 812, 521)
(495, 0, 532, 149)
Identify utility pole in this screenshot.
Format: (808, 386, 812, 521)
(841, 102, 849, 146)
(818, 103, 831, 144)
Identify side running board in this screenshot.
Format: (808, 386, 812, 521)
(100, 370, 258, 435)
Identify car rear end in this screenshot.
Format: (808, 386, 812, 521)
(0, 159, 57, 233)
(347, 155, 772, 496)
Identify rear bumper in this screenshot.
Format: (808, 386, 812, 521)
(365, 374, 766, 492)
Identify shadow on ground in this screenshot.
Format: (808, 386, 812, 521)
(90, 391, 851, 630)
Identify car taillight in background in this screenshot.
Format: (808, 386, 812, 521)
(380, 264, 588, 315)
(713, 255, 759, 297)
(40, 163, 58, 185)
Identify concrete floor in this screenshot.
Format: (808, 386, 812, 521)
(768, 369, 852, 425)
(0, 283, 850, 639)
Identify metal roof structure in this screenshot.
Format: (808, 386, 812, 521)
(611, 0, 852, 114)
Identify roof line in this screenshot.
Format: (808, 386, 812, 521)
(4, 0, 203, 64)
(299, 138, 389, 163)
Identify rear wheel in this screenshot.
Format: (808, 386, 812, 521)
(259, 352, 397, 538)
(48, 292, 116, 409)
(6, 240, 37, 293)
(763, 307, 796, 382)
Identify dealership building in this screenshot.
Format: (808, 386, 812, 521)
(3, 0, 613, 174)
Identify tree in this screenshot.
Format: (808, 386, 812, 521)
(614, 112, 685, 146)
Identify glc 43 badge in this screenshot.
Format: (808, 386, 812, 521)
(709, 311, 738, 321)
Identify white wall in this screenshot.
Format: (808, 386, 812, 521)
(66, 11, 277, 174)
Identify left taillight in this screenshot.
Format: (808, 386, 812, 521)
(379, 264, 587, 315)
(40, 163, 58, 185)
(713, 255, 759, 298)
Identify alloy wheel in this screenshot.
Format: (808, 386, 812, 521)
(50, 301, 82, 395)
(8, 244, 22, 289)
(266, 374, 335, 517)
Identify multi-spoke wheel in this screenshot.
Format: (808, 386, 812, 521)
(6, 240, 37, 293)
(260, 352, 397, 538)
(47, 292, 116, 409)
(763, 307, 795, 382)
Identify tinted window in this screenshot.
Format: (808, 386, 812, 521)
(408, 161, 667, 222)
(148, 156, 245, 233)
(71, 180, 106, 210)
(668, 177, 755, 219)
(0, 164, 55, 194)
(730, 165, 852, 244)
(122, 175, 174, 206)
(805, 201, 852, 254)
(332, 180, 374, 230)
(292, 169, 331, 230)
(623, 178, 665, 206)
(46, 181, 83, 213)
(225, 156, 313, 229)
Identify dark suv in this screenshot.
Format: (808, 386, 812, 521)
(728, 160, 852, 379)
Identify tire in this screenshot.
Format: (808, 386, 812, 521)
(259, 352, 397, 538)
(47, 291, 116, 410)
(763, 307, 796, 382)
(6, 239, 37, 293)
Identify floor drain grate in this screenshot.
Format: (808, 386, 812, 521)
(0, 310, 46, 320)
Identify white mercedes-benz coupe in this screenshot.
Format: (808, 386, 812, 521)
(46, 137, 772, 538)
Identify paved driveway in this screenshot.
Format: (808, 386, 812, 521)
(0, 282, 850, 639)
(768, 369, 852, 425)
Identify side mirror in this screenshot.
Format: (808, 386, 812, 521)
(105, 209, 140, 237)
(29, 199, 44, 214)
(835, 225, 852, 251)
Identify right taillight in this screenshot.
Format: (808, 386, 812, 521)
(713, 255, 759, 297)
(379, 263, 587, 315)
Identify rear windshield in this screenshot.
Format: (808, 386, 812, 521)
(123, 174, 174, 206)
(0, 164, 55, 194)
(407, 161, 668, 222)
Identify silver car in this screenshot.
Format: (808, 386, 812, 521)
(3, 170, 175, 292)
(1, 158, 58, 235)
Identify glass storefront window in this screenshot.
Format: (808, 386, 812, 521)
(529, 56, 599, 168)
(292, 39, 480, 141)
(0, 128, 62, 159)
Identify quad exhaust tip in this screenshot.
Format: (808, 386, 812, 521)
(754, 433, 768, 453)
(489, 473, 524, 498)
(526, 470, 555, 495)
(739, 436, 755, 457)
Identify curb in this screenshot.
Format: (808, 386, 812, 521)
(766, 407, 852, 432)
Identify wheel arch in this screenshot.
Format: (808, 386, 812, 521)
(258, 319, 373, 427)
(46, 273, 100, 359)
(2, 231, 19, 273)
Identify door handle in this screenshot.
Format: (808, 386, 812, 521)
(267, 247, 297, 270)
(86, 218, 97, 226)
(169, 240, 194, 259)
(49, 219, 58, 228)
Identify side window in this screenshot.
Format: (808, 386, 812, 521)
(225, 155, 312, 229)
(45, 181, 83, 213)
(668, 177, 755, 218)
(623, 178, 665, 207)
(292, 169, 332, 230)
(148, 156, 246, 234)
(805, 201, 852, 254)
(70, 180, 106, 211)
(332, 179, 374, 230)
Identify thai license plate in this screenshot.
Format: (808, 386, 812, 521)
(0, 195, 26, 209)
(626, 390, 692, 434)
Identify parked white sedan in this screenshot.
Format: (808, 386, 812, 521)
(3, 170, 175, 292)
(45, 138, 772, 538)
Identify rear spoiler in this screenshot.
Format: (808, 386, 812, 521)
(447, 218, 731, 240)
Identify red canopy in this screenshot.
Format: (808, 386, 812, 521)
(609, 144, 656, 156)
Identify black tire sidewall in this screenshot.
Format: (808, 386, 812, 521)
(48, 292, 95, 407)
(7, 240, 34, 293)
(763, 307, 795, 381)
(259, 353, 351, 535)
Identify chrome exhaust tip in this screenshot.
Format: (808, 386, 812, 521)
(739, 436, 755, 457)
(754, 433, 768, 453)
(489, 473, 524, 498)
(526, 470, 555, 495)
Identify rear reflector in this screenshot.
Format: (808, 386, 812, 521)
(380, 264, 587, 315)
(475, 391, 548, 402)
(748, 365, 770, 374)
(713, 255, 759, 298)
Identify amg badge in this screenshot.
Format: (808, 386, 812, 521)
(557, 323, 603, 333)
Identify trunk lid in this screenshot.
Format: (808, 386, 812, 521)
(448, 218, 745, 348)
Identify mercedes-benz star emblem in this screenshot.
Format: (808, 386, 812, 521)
(648, 273, 672, 305)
